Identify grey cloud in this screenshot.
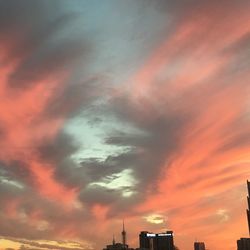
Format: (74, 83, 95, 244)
(217, 131, 250, 153)
(223, 32, 250, 74)
(0, 184, 92, 240)
(76, 95, 188, 214)
(0, 161, 31, 187)
(0, 0, 63, 58)
(45, 75, 107, 119)
(0, 0, 89, 88)
(8, 38, 87, 88)
(224, 32, 250, 55)
(80, 185, 120, 205)
(108, 95, 187, 187)
(36, 131, 87, 189)
(0, 0, 107, 197)
(0, 0, 187, 220)
(38, 132, 79, 164)
(0, 177, 24, 201)
(80, 154, 133, 183)
(105, 131, 149, 147)
(0, 216, 50, 240)
(152, 0, 250, 13)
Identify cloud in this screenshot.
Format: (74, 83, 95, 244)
(87, 1, 250, 249)
(0, 0, 106, 244)
(1, 237, 92, 250)
(144, 214, 165, 225)
(0, 1, 249, 250)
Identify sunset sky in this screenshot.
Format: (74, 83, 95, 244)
(0, 1, 250, 250)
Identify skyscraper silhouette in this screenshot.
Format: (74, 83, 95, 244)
(236, 180, 250, 250)
(237, 238, 250, 250)
(247, 180, 250, 236)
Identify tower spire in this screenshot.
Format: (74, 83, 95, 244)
(121, 219, 126, 248)
(112, 234, 115, 245)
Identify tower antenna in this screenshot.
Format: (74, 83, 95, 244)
(121, 219, 126, 248)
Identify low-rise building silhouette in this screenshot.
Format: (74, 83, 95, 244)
(194, 242, 205, 250)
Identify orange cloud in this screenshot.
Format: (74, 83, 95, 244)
(0, 52, 77, 204)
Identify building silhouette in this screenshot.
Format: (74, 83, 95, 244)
(247, 180, 250, 236)
(139, 231, 174, 250)
(237, 238, 250, 250)
(194, 242, 205, 250)
(236, 180, 250, 250)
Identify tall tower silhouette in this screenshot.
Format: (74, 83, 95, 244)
(247, 180, 250, 235)
(121, 220, 126, 248)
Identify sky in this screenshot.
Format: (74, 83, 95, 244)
(0, 0, 250, 250)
